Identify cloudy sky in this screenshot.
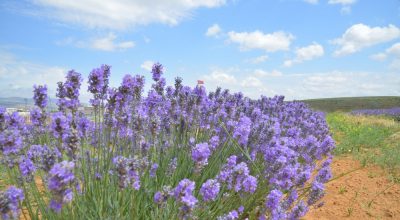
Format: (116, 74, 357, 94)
(0, 0, 399, 101)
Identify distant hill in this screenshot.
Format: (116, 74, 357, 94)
(0, 97, 58, 110)
(301, 96, 400, 112)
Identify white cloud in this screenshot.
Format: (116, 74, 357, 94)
(27, 0, 228, 30)
(246, 55, 268, 64)
(284, 43, 324, 67)
(253, 69, 282, 77)
(206, 24, 222, 37)
(0, 51, 66, 98)
(141, 60, 154, 72)
(241, 76, 262, 88)
(332, 24, 400, 56)
(57, 33, 135, 51)
(303, 0, 318, 4)
(340, 6, 351, 14)
(90, 33, 135, 51)
(328, 0, 356, 5)
(386, 42, 400, 56)
(328, 0, 356, 14)
(385, 43, 400, 70)
(299, 71, 400, 98)
(204, 69, 238, 84)
(202, 67, 399, 100)
(369, 53, 387, 61)
(227, 30, 294, 52)
(369, 42, 400, 69)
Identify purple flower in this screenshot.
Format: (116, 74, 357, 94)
(51, 112, 70, 140)
(88, 64, 110, 106)
(167, 157, 177, 176)
(150, 163, 158, 178)
(151, 62, 163, 82)
(316, 166, 332, 183)
(242, 175, 257, 193)
(217, 210, 239, 220)
(56, 82, 67, 112)
(307, 181, 325, 205)
(0, 107, 6, 131)
(0, 129, 23, 156)
(33, 84, 48, 109)
(30, 107, 46, 127)
(173, 179, 198, 217)
(77, 114, 92, 138)
(0, 186, 24, 220)
(289, 201, 308, 219)
(266, 189, 283, 210)
(48, 161, 75, 213)
(217, 156, 258, 194)
(113, 156, 141, 190)
(154, 186, 172, 205)
(233, 116, 252, 146)
(154, 191, 162, 204)
(64, 70, 82, 111)
(200, 179, 220, 202)
(27, 145, 58, 172)
(209, 135, 220, 150)
(19, 156, 36, 180)
(192, 142, 211, 168)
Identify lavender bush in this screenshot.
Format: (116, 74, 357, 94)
(351, 107, 400, 120)
(0, 63, 335, 219)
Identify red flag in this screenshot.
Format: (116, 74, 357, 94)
(197, 80, 204, 85)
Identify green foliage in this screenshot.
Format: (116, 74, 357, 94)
(327, 112, 400, 172)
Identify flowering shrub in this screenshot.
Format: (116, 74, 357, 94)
(351, 107, 400, 121)
(0, 63, 335, 219)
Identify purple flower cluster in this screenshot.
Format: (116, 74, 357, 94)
(154, 186, 173, 205)
(151, 62, 163, 82)
(88, 64, 110, 107)
(19, 156, 36, 181)
(173, 179, 198, 218)
(64, 70, 82, 111)
(200, 179, 220, 202)
(30, 107, 46, 127)
(33, 85, 48, 109)
(113, 156, 141, 190)
(0, 62, 336, 219)
(191, 142, 211, 170)
(27, 144, 58, 172)
(217, 155, 258, 194)
(352, 107, 400, 117)
(217, 206, 244, 220)
(0, 186, 24, 220)
(47, 161, 75, 213)
(233, 115, 252, 146)
(51, 112, 70, 140)
(0, 110, 27, 168)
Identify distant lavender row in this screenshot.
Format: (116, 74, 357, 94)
(351, 107, 400, 117)
(0, 63, 335, 219)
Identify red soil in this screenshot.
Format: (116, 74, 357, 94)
(304, 156, 400, 220)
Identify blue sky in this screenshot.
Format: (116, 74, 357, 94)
(0, 0, 399, 102)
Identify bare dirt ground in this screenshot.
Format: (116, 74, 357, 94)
(304, 156, 400, 220)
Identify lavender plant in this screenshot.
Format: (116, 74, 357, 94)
(0, 63, 335, 219)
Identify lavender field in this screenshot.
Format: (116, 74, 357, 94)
(1, 1, 399, 219)
(0, 64, 335, 219)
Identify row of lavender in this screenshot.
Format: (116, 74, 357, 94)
(0, 63, 335, 219)
(351, 107, 400, 118)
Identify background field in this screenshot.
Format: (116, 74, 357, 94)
(301, 96, 400, 113)
(303, 96, 400, 219)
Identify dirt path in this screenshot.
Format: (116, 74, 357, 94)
(304, 156, 400, 219)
